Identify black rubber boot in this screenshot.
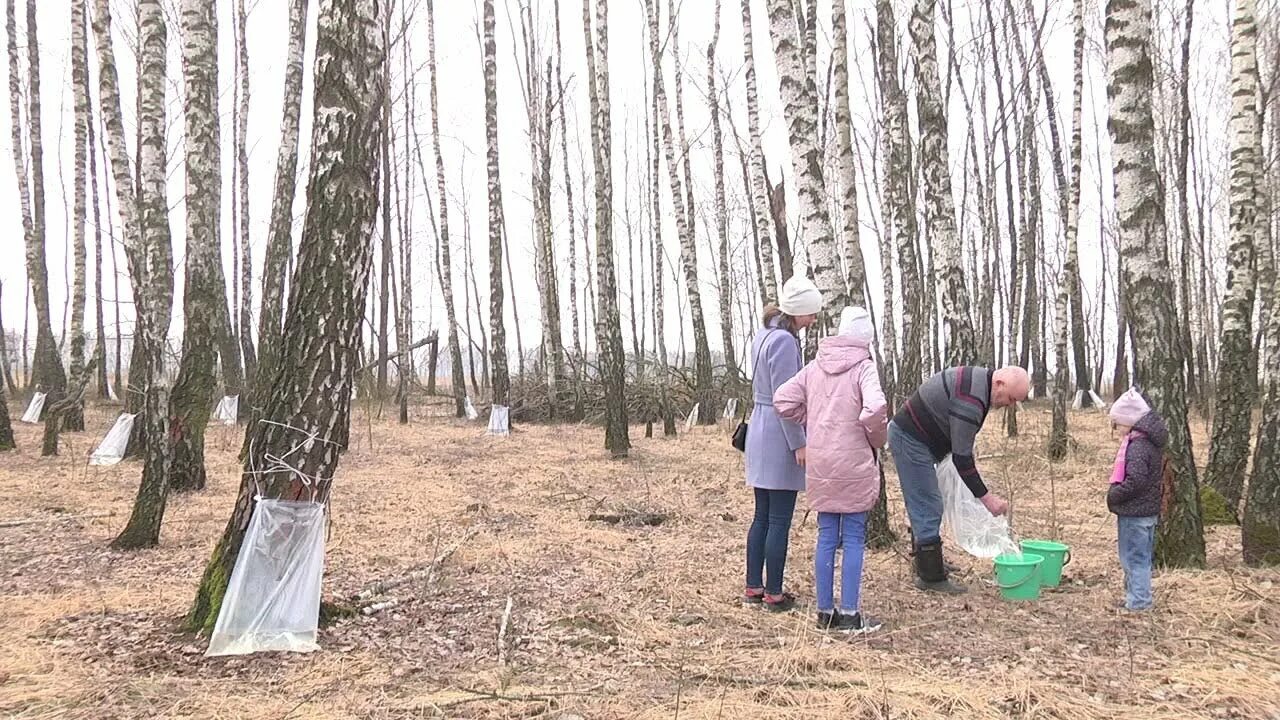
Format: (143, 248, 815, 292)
(913, 541, 968, 595)
(908, 527, 959, 574)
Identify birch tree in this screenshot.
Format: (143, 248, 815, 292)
(739, 0, 778, 302)
(910, 0, 974, 365)
(234, 0, 255, 384)
(168, 0, 225, 493)
(188, 0, 385, 631)
(1205, 0, 1261, 516)
(832, 1, 864, 301)
(654, 0, 715, 424)
(252, 0, 308, 422)
(585, 0, 629, 456)
(1244, 235, 1280, 566)
(481, 0, 511, 414)
(1105, 0, 1204, 567)
(708, 0, 736, 372)
(6, 0, 66, 399)
(1049, 0, 1087, 459)
(66, 0, 90, 432)
(110, 0, 178, 550)
(878, 0, 922, 393)
(765, 0, 847, 325)
(427, 0, 466, 417)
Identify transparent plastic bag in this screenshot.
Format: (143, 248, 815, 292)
(206, 498, 327, 657)
(685, 403, 700, 431)
(213, 395, 239, 426)
(487, 404, 510, 436)
(21, 392, 47, 424)
(937, 456, 1019, 558)
(1072, 390, 1106, 411)
(464, 396, 479, 420)
(89, 413, 137, 466)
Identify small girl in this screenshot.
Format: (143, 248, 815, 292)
(774, 306, 886, 634)
(1107, 387, 1167, 612)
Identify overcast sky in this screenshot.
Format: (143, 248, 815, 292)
(0, 0, 1235, 371)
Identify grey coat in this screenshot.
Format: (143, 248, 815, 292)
(745, 320, 807, 492)
(1108, 410, 1168, 517)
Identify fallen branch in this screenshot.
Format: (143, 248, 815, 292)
(430, 686, 601, 711)
(0, 511, 115, 528)
(355, 527, 479, 600)
(684, 671, 868, 690)
(586, 511, 667, 527)
(359, 332, 439, 373)
(361, 599, 400, 616)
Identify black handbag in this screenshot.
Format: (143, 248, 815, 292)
(731, 417, 748, 452)
(732, 330, 776, 452)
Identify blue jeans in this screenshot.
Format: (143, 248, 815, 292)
(746, 488, 797, 595)
(888, 421, 943, 546)
(1117, 515, 1157, 610)
(815, 512, 868, 613)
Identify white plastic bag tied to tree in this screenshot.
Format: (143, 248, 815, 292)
(21, 392, 47, 424)
(487, 405, 510, 436)
(213, 395, 239, 426)
(685, 403, 700, 431)
(1072, 390, 1106, 410)
(89, 413, 137, 466)
(723, 398, 738, 420)
(464, 396, 479, 420)
(937, 457, 1019, 559)
(206, 499, 327, 657)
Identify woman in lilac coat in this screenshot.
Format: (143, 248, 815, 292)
(743, 276, 824, 612)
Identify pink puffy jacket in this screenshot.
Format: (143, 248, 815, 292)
(773, 335, 888, 513)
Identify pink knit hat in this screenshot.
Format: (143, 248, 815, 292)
(1109, 387, 1151, 427)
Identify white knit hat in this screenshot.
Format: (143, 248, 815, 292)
(838, 306, 874, 344)
(1109, 387, 1151, 427)
(778, 276, 824, 316)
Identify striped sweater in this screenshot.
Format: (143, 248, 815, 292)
(892, 366, 993, 498)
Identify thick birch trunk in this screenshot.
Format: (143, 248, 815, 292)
(910, 0, 975, 366)
(482, 0, 511, 408)
(1205, 0, 1261, 516)
(112, 0, 176, 550)
(169, 0, 226, 494)
(188, 0, 385, 631)
(765, 0, 846, 328)
(252, 0, 308, 419)
(585, 0, 630, 456)
(1105, 0, 1205, 568)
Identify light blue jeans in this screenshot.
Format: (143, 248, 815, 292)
(1117, 515, 1158, 610)
(888, 421, 943, 546)
(815, 511, 868, 613)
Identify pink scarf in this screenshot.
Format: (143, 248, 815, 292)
(1110, 430, 1145, 484)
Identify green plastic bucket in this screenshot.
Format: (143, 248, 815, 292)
(1020, 539, 1071, 588)
(993, 552, 1044, 601)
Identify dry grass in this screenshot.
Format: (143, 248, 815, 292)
(0, 399, 1277, 719)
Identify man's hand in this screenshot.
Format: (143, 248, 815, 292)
(795, 448, 807, 468)
(980, 493, 1009, 517)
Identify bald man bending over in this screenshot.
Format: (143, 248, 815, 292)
(888, 366, 1030, 594)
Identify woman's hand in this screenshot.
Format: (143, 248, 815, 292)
(795, 448, 807, 468)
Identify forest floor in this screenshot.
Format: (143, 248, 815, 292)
(0, 399, 1278, 719)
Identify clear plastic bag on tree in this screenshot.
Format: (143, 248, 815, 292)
(685, 404, 700, 431)
(213, 395, 239, 426)
(206, 498, 327, 657)
(21, 392, 46, 424)
(937, 456, 1019, 559)
(89, 413, 137, 466)
(464, 396, 479, 420)
(723, 398, 738, 420)
(487, 404, 509, 436)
